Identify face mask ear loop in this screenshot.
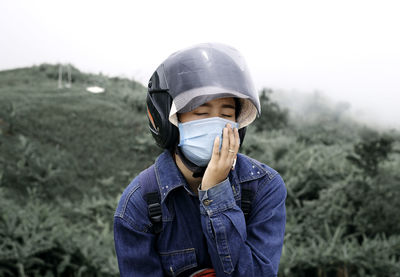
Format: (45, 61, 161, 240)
(175, 145, 206, 178)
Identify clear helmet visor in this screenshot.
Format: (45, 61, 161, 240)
(149, 43, 261, 128)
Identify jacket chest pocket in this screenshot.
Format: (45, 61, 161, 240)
(159, 248, 197, 276)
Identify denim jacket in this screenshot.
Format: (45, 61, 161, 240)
(114, 150, 287, 277)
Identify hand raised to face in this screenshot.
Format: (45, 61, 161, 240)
(200, 123, 240, 190)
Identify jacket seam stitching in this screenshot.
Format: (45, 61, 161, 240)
(255, 172, 280, 198)
(214, 218, 234, 274)
(202, 202, 237, 216)
(121, 184, 141, 216)
(159, 248, 195, 256)
(114, 214, 149, 233)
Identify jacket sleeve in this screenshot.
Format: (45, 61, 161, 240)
(198, 174, 287, 277)
(114, 183, 164, 277)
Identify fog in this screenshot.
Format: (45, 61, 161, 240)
(1, 0, 399, 129)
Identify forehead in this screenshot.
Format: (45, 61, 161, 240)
(198, 97, 236, 108)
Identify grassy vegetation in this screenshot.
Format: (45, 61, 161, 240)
(0, 64, 399, 276)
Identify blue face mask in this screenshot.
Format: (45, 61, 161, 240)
(178, 117, 239, 167)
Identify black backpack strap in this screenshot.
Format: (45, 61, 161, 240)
(139, 165, 163, 234)
(241, 188, 253, 222)
(146, 192, 162, 234)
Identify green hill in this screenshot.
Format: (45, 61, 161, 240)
(0, 64, 399, 277)
(0, 64, 161, 200)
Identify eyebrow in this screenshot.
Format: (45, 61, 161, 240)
(199, 103, 236, 109)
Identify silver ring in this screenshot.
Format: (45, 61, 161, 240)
(228, 149, 235, 153)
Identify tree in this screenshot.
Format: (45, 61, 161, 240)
(253, 88, 288, 132)
(346, 134, 394, 177)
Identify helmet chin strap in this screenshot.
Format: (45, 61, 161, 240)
(175, 145, 207, 178)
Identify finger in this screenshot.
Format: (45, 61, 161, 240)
(230, 128, 240, 171)
(210, 135, 220, 161)
(231, 157, 237, 171)
(227, 126, 237, 168)
(234, 127, 240, 153)
(220, 124, 230, 161)
(228, 124, 235, 153)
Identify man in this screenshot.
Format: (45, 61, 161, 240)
(114, 43, 286, 276)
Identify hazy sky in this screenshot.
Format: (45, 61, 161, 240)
(1, 0, 399, 128)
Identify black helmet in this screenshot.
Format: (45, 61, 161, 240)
(146, 43, 261, 150)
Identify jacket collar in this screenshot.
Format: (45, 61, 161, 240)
(232, 153, 269, 183)
(154, 150, 187, 203)
(154, 150, 269, 203)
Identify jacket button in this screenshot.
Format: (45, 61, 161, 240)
(203, 199, 213, 206)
